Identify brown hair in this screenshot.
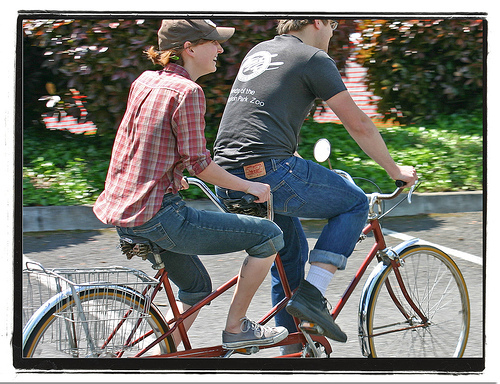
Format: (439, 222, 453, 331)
(145, 38, 211, 67)
(276, 19, 329, 35)
(145, 46, 185, 67)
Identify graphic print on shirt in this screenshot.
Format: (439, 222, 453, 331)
(237, 51, 284, 82)
(227, 51, 283, 108)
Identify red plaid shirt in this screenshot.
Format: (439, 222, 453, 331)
(93, 63, 212, 227)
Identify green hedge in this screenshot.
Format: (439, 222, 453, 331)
(21, 18, 484, 206)
(298, 112, 483, 193)
(22, 111, 483, 206)
(22, 18, 355, 136)
(23, 18, 483, 131)
(356, 19, 484, 124)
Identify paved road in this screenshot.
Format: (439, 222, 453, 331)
(21, 211, 483, 362)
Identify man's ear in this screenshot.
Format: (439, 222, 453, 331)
(312, 20, 322, 30)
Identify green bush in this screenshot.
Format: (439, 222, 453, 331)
(356, 19, 484, 124)
(298, 111, 483, 193)
(23, 111, 482, 206)
(22, 18, 355, 137)
(23, 130, 114, 206)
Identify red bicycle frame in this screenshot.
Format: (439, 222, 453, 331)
(125, 212, 423, 358)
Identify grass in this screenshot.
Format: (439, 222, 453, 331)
(22, 111, 483, 206)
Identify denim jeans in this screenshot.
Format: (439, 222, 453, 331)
(116, 193, 284, 306)
(216, 156, 369, 332)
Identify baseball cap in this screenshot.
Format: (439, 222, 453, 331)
(158, 19, 235, 51)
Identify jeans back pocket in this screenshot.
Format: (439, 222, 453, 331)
(271, 180, 306, 214)
(134, 222, 176, 251)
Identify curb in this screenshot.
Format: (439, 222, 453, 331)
(22, 191, 483, 233)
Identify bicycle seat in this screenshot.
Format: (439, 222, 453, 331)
(221, 194, 267, 217)
(118, 234, 165, 270)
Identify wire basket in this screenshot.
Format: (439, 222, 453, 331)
(23, 262, 164, 358)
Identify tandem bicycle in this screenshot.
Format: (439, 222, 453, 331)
(22, 140, 470, 359)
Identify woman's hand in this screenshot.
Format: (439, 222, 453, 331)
(197, 161, 270, 202)
(245, 181, 271, 203)
(180, 177, 190, 190)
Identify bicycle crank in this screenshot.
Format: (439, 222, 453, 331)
(298, 321, 325, 357)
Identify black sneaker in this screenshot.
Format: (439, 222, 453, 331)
(286, 280, 347, 343)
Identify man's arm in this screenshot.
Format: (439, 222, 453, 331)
(326, 90, 417, 186)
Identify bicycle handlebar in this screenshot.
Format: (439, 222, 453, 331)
(395, 180, 406, 188)
(184, 177, 273, 220)
(374, 183, 405, 201)
(185, 174, 414, 221)
(241, 194, 258, 204)
(333, 170, 412, 201)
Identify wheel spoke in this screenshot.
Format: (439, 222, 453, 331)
(23, 287, 173, 358)
(365, 245, 470, 358)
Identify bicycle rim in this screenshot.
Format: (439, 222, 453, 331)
(23, 286, 175, 358)
(366, 245, 470, 357)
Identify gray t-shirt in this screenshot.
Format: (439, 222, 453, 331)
(214, 34, 347, 169)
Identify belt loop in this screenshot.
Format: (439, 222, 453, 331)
(271, 159, 277, 171)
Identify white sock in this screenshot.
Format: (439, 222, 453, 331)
(306, 265, 334, 296)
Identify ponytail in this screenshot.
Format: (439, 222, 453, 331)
(145, 46, 184, 67)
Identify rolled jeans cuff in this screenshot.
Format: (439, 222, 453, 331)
(178, 290, 212, 307)
(309, 249, 348, 270)
(247, 233, 284, 259)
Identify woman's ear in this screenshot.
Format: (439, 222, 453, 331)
(183, 41, 195, 56)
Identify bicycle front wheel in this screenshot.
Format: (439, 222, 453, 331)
(23, 286, 175, 358)
(365, 245, 470, 357)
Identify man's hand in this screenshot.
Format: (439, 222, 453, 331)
(391, 165, 418, 188)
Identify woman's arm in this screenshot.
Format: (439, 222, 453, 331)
(196, 161, 271, 203)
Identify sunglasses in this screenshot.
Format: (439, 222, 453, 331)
(330, 20, 339, 30)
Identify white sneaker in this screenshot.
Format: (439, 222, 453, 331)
(222, 317, 288, 349)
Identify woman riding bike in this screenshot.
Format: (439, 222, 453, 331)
(93, 19, 288, 349)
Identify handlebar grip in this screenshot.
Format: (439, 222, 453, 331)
(395, 180, 407, 188)
(241, 194, 257, 204)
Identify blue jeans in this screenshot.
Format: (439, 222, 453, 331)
(216, 156, 369, 332)
(116, 193, 284, 306)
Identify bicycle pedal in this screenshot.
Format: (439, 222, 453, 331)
(234, 346, 259, 355)
(299, 321, 324, 335)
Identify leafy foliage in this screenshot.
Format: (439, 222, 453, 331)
(23, 112, 483, 206)
(356, 19, 484, 124)
(298, 111, 483, 193)
(23, 19, 159, 133)
(22, 18, 355, 136)
(21, 18, 483, 206)
(23, 130, 114, 206)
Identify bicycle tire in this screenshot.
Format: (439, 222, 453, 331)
(364, 244, 470, 358)
(23, 285, 175, 358)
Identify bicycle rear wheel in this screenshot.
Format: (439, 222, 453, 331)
(364, 245, 470, 357)
(23, 286, 175, 358)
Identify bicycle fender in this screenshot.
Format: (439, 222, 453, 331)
(391, 237, 420, 256)
(357, 237, 420, 356)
